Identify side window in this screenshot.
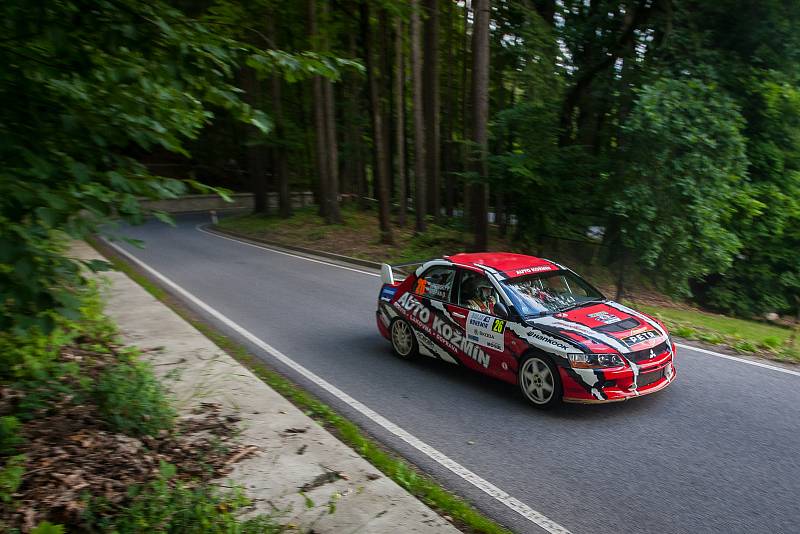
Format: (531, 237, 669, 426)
(458, 270, 499, 314)
(414, 267, 456, 302)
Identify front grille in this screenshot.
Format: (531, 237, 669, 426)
(637, 368, 664, 388)
(627, 341, 668, 363)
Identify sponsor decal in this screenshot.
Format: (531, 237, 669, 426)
(379, 286, 397, 302)
(622, 330, 659, 347)
(415, 278, 427, 294)
(513, 265, 553, 276)
(425, 281, 451, 300)
(395, 292, 490, 368)
(466, 311, 505, 352)
(525, 330, 571, 351)
(587, 311, 621, 325)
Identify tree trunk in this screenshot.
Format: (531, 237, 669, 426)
(442, 0, 455, 217)
(241, 67, 268, 215)
(394, 17, 407, 227)
(266, 14, 290, 218)
(423, 0, 440, 222)
(470, 0, 490, 251)
(309, 0, 329, 218)
(379, 11, 393, 203)
(322, 78, 341, 223)
(410, 0, 427, 233)
(461, 0, 471, 224)
(321, 1, 341, 223)
(271, 75, 291, 218)
(361, 1, 394, 244)
(615, 246, 628, 302)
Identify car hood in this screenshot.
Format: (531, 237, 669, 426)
(526, 301, 668, 354)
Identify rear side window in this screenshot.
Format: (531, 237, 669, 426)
(414, 267, 456, 302)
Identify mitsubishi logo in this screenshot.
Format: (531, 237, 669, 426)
(649, 349, 656, 359)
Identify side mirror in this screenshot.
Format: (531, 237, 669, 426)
(494, 301, 509, 320)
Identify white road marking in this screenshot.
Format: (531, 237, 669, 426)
(105, 239, 572, 534)
(676, 343, 800, 378)
(196, 224, 380, 278)
(197, 225, 800, 380)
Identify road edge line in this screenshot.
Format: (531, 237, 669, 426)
(205, 224, 799, 379)
(97, 237, 573, 534)
(675, 343, 800, 377)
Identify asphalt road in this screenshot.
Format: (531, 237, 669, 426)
(110, 214, 800, 534)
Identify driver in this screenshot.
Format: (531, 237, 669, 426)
(467, 279, 496, 314)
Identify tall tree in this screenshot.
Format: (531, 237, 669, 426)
(470, 0, 490, 250)
(361, 1, 394, 244)
(394, 17, 407, 226)
(321, 1, 342, 223)
(423, 0, 441, 222)
(266, 13, 291, 218)
(442, 0, 456, 217)
(410, 0, 427, 232)
(270, 74, 291, 218)
(309, 0, 331, 219)
(241, 67, 269, 214)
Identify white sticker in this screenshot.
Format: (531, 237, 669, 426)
(466, 311, 506, 352)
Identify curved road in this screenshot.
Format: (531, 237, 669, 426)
(110, 215, 800, 534)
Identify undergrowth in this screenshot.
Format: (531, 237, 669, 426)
(0, 282, 277, 532)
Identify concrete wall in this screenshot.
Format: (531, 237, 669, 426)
(139, 192, 315, 214)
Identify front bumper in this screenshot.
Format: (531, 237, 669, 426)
(561, 347, 677, 403)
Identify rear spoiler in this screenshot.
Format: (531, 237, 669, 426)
(380, 259, 432, 286)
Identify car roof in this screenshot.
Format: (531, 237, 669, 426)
(444, 252, 561, 278)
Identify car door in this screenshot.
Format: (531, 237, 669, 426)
(402, 265, 461, 364)
(446, 268, 517, 380)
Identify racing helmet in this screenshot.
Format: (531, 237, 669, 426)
(475, 279, 495, 301)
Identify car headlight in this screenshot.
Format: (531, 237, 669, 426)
(568, 353, 624, 369)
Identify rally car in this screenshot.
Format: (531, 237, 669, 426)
(376, 253, 676, 408)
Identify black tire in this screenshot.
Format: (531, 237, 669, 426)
(518, 353, 563, 408)
(390, 318, 418, 360)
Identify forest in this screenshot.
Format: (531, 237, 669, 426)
(2, 1, 800, 530)
(3, 0, 800, 331)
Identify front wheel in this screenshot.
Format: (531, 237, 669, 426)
(518, 354, 562, 408)
(390, 318, 418, 360)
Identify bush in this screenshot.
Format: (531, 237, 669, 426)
(672, 326, 695, 338)
(94, 356, 175, 437)
(0, 454, 26, 504)
(734, 340, 758, 353)
(761, 336, 782, 349)
(85, 463, 280, 533)
(0, 416, 24, 456)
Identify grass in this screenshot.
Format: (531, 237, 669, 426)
(90, 236, 514, 534)
(633, 302, 799, 362)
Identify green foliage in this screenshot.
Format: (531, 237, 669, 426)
(31, 522, 65, 534)
(0, 417, 24, 456)
(0, 454, 26, 504)
(0, 0, 352, 334)
(85, 463, 280, 533)
(612, 78, 750, 296)
(94, 356, 175, 437)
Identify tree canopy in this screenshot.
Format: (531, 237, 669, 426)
(4, 0, 800, 329)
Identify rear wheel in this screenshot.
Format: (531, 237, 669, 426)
(518, 354, 562, 408)
(390, 318, 418, 360)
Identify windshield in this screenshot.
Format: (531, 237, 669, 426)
(502, 270, 605, 316)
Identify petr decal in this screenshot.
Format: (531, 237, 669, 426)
(622, 330, 659, 347)
(466, 311, 505, 352)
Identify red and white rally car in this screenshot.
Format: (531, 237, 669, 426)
(376, 253, 676, 408)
